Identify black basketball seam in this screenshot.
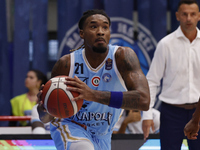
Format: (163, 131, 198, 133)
(65, 85, 75, 116)
(57, 77, 62, 118)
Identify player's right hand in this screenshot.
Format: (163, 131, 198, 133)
(37, 84, 46, 111)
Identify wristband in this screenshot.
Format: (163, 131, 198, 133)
(109, 92, 123, 108)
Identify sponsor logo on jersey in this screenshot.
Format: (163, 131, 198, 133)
(102, 73, 112, 82)
(72, 111, 113, 126)
(91, 76, 100, 87)
(105, 58, 112, 70)
(78, 77, 89, 84)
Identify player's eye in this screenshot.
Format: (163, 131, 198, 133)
(91, 25, 96, 28)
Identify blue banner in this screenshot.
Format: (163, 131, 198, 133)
(13, 0, 31, 97)
(137, 0, 166, 74)
(104, 0, 135, 48)
(0, 0, 11, 126)
(104, 0, 159, 75)
(57, 0, 94, 59)
(137, 0, 167, 109)
(168, 0, 179, 32)
(31, 0, 48, 75)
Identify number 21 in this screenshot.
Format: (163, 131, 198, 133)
(75, 63, 83, 74)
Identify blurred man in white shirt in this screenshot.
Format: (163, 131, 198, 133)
(142, 0, 200, 149)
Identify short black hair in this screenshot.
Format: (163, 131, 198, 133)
(178, 0, 199, 10)
(30, 69, 47, 86)
(78, 9, 111, 30)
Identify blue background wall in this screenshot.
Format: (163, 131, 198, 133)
(0, 0, 200, 126)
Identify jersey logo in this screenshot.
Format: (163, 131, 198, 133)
(78, 77, 89, 84)
(91, 76, 100, 87)
(102, 73, 112, 82)
(105, 58, 112, 70)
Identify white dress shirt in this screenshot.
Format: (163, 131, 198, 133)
(143, 26, 200, 120)
(113, 109, 160, 134)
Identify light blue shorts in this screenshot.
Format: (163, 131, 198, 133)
(50, 120, 112, 150)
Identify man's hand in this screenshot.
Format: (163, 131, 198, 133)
(123, 110, 141, 124)
(142, 120, 154, 140)
(184, 119, 199, 140)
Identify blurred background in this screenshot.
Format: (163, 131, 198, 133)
(0, 0, 200, 127)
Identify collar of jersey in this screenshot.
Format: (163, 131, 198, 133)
(82, 49, 108, 73)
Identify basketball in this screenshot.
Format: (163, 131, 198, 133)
(41, 75, 83, 118)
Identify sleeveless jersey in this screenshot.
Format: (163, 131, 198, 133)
(51, 44, 127, 137)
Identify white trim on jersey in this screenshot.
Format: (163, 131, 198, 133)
(69, 53, 75, 78)
(82, 49, 108, 73)
(113, 46, 127, 91)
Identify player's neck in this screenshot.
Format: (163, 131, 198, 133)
(84, 48, 109, 69)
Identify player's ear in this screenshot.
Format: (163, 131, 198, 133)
(79, 30, 84, 39)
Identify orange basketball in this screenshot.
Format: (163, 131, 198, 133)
(41, 75, 83, 118)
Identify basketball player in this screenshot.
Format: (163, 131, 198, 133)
(184, 98, 200, 140)
(37, 9, 150, 150)
(142, 0, 200, 149)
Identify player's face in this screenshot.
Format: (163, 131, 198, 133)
(176, 3, 200, 34)
(25, 71, 40, 90)
(80, 14, 110, 53)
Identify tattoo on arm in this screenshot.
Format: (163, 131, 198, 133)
(116, 47, 148, 110)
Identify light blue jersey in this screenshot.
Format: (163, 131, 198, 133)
(50, 44, 127, 150)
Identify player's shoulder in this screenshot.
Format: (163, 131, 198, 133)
(115, 46, 137, 60)
(57, 54, 71, 68)
(51, 54, 71, 77)
(59, 54, 70, 62)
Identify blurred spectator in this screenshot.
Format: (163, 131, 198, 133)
(10, 69, 47, 126)
(31, 104, 50, 134)
(113, 108, 160, 134)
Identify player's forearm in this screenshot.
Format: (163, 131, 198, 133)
(93, 90, 149, 111)
(122, 90, 149, 110)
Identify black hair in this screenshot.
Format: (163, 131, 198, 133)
(78, 9, 111, 30)
(178, 0, 199, 10)
(30, 69, 47, 86)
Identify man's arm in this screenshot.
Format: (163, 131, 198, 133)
(64, 47, 150, 111)
(37, 54, 71, 123)
(142, 41, 166, 140)
(115, 110, 141, 134)
(184, 98, 200, 140)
